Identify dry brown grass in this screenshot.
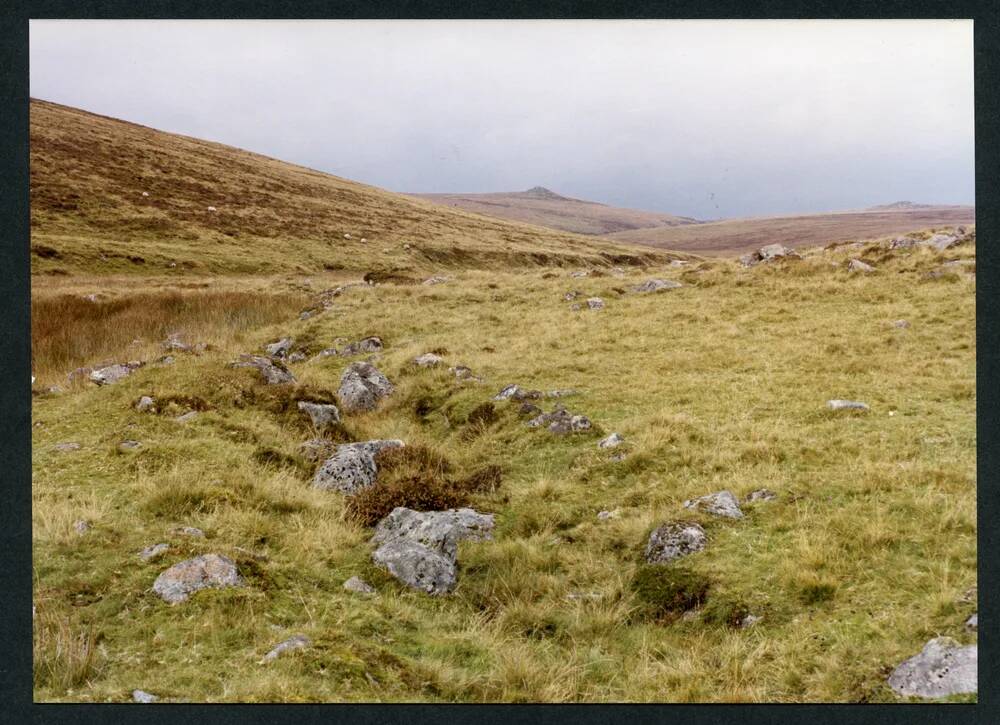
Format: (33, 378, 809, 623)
(31, 287, 308, 385)
(33, 610, 101, 692)
(606, 208, 976, 256)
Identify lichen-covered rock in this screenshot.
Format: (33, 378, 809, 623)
(341, 336, 383, 356)
(741, 244, 799, 267)
(745, 489, 777, 503)
(132, 690, 158, 703)
(848, 259, 875, 273)
(598, 432, 624, 449)
(586, 297, 605, 310)
(494, 384, 542, 401)
(229, 354, 296, 385)
(90, 362, 141, 386)
(892, 319, 911, 329)
(297, 401, 341, 430)
(139, 543, 170, 562)
(118, 439, 142, 452)
(527, 406, 592, 434)
(564, 290, 581, 301)
(966, 613, 978, 631)
(343, 576, 376, 595)
(683, 490, 744, 519)
(312, 439, 404, 493)
(175, 411, 198, 424)
(55, 442, 81, 452)
(135, 395, 156, 413)
(887, 637, 977, 698)
(644, 522, 707, 563)
(372, 507, 495, 561)
(632, 278, 683, 293)
(423, 275, 452, 285)
(171, 526, 205, 538)
(152, 554, 244, 604)
(338, 361, 393, 413)
(260, 635, 310, 664)
(372, 539, 457, 596)
(412, 353, 444, 368)
(827, 399, 870, 411)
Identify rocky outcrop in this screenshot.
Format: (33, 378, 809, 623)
(827, 399, 870, 411)
(632, 278, 683, 293)
(90, 362, 142, 386)
(740, 244, 799, 267)
(527, 406, 592, 435)
(887, 637, 977, 698)
(644, 522, 707, 564)
(229, 355, 296, 385)
(683, 490, 744, 519)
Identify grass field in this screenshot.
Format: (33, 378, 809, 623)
(31, 231, 976, 702)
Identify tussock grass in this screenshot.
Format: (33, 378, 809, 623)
(31, 233, 975, 702)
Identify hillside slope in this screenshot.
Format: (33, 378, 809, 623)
(603, 207, 976, 256)
(411, 187, 698, 235)
(30, 101, 672, 276)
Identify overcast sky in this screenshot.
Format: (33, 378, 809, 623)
(29, 20, 974, 220)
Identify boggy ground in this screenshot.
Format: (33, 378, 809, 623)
(31, 234, 976, 702)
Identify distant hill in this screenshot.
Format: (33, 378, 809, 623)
(411, 187, 698, 235)
(29, 100, 673, 276)
(604, 206, 976, 256)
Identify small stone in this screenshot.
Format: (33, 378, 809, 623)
(207, 206, 217, 212)
(287, 352, 306, 363)
(518, 402, 543, 417)
(494, 384, 542, 401)
(341, 336, 383, 356)
(632, 278, 683, 293)
(892, 320, 910, 329)
(570, 303, 582, 311)
(610, 452, 627, 462)
(848, 259, 875, 273)
(745, 489, 777, 503)
(175, 411, 198, 424)
(598, 432, 624, 449)
(118, 439, 142, 452)
(966, 613, 977, 631)
(644, 522, 707, 563)
(297, 401, 341, 431)
(565, 592, 602, 602)
(683, 490, 744, 519)
(171, 526, 205, 538)
(887, 637, 977, 698)
(229, 355, 296, 385)
(827, 399, 870, 411)
(570, 270, 590, 278)
(596, 510, 618, 521)
(412, 353, 444, 368)
(298, 438, 337, 463)
(343, 576, 376, 595)
(740, 614, 762, 628)
(139, 543, 170, 562)
(89, 363, 140, 386)
(586, 297, 605, 310)
(563, 290, 581, 301)
(152, 554, 244, 604)
(261, 635, 310, 664)
(132, 690, 158, 703)
(423, 275, 451, 285)
(55, 442, 81, 452)
(546, 389, 579, 398)
(73, 520, 90, 535)
(135, 396, 156, 413)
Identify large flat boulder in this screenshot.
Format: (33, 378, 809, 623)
(887, 637, 977, 698)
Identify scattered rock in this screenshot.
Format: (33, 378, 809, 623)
(162, 334, 192, 353)
(118, 439, 142, 451)
(139, 543, 170, 562)
(341, 336, 383, 356)
(135, 395, 157, 413)
(740, 614, 762, 628)
(546, 389, 579, 398)
(565, 591, 602, 602)
(966, 614, 977, 631)
(67, 366, 93, 383)
(494, 384, 542, 401)
(596, 510, 618, 521)
(343, 576, 376, 595)
(156, 355, 176, 366)
(683, 490, 744, 519)
(959, 586, 977, 604)
(171, 526, 205, 538)
(570, 303, 582, 311)
(887, 236, 919, 250)
(207, 206, 217, 212)
(152, 554, 244, 604)
(745, 489, 777, 503)
(518, 402, 543, 417)
(371, 507, 495, 595)
(298, 310, 315, 321)
(261, 635, 310, 664)
(887, 637, 977, 699)
(338, 361, 394, 413)
(610, 452, 627, 462)
(586, 297, 605, 310)
(632, 278, 683, 293)
(90, 362, 141, 386)
(827, 399, 870, 411)
(55, 442, 81, 452)
(740, 244, 799, 267)
(229, 355, 296, 385)
(848, 259, 875, 273)
(73, 520, 90, 535)
(297, 401, 341, 431)
(132, 690, 158, 703)
(175, 411, 198, 424)
(287, 352, 306, 363)
(527, 406, 592, 434)
(412, 353, 444, 368)
(598, 432, 624, 449)
(644, 522, 707, 564)
(570, 270, 590, 278)
(265, 337, 293, 359)
(926, 233, 962, 252)
(563, 290, 581, 301)
(891, 320, 911, 329)
(312, 439, 405, 494)
(423, 275, 451, 285)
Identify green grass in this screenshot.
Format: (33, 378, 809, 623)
(31, 236, 976, 702)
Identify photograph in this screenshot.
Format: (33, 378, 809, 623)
(28, 18, 976, 703)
